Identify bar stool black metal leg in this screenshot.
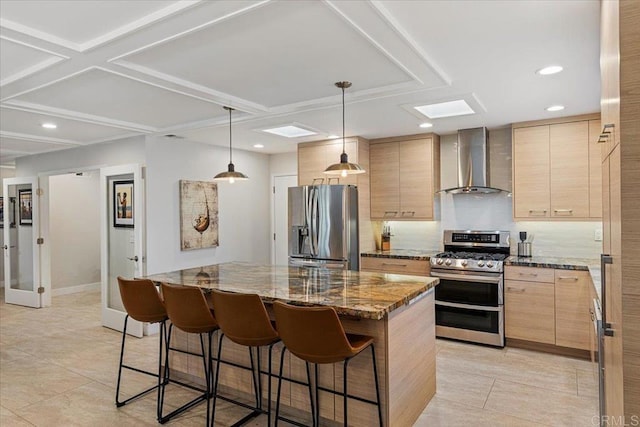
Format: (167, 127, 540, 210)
(371, 345, 383, 426)
(211, 331, 225, 427)
(305, 362, 316, 427)
(343, 358, 350, 427)
(159, 323, 173, 419)
(314, 363, 320, 427)
(249, 347, 260, 409)
(156, 321, 165, 421)
(115, 315, 129, 407)
(267, 343, 275, 427)
(274, 347, 287, 427)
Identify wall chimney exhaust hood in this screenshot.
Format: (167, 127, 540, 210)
(440, 127, 510, 194)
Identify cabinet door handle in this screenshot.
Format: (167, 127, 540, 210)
(507, 287, 526, 293)
(382, 263, 406, 267)
(384, 211, 398, 217)
(519, 272, 538, 277)
(327, 177, 340, 185)
(558, 276, 579, 281)
(528, 209, 547, 216)
(553, 209, 573, 215)
(401, 211, 415, 217)
(312, 178, 325, 185)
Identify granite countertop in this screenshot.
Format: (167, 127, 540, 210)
(506, 256, 601, 301)
(144, 262, 439, 320)
(361, 249, 440, 261)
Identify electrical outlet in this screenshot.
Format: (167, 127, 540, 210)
(594, 228, 603, 242)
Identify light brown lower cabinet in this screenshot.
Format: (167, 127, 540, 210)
(554, 270, 591, 350)
(505, 266, 592, 350)
(505, 278, 556, 344)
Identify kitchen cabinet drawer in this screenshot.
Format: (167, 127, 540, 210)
(504, 266, 555, 283)
(505, 279, 555, 344)
(360, 257, 430, 276)
(555, 270, 591, 350)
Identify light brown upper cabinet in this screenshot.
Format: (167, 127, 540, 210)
(298, 138, 362, 186)
(512, 114, 601, 220)
(369, 134, 440, 220)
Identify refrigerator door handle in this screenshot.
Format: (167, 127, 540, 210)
(600, 253, 614, 335)
(305, 187, 313, 255)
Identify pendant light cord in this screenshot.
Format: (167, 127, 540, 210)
(341, 85, 346, 155)
(228, 107, 233, 164)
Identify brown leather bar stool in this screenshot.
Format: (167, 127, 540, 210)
(210, 289, 280, 426)
(115, 277, 168, 421)
(160, 283, 219, 425)
(273, 301, 383, 427)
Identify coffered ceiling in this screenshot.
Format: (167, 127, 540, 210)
(0, 0, 601, 167)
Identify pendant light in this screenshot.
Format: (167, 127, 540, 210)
(214, 106, 248, 183)
(324, 81, 365, 177)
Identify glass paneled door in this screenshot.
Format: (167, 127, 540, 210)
(100, 165, 145, 337)
(3, 177, 42, 307)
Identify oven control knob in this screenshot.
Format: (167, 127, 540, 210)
(444, 259, 452, 266)
(477, 260, 485, 267)
(486, 261, 494, 268)
(436, 258, 444, 265)
(461, 260, 468, 267)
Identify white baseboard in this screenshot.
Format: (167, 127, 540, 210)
(52, 281, 100, 296)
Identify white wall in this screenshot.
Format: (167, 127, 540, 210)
(15, 136, 145, 176)
(144, 136, 272, 274)
(269, 152, 297, 176)
(49, 173, 100, 289)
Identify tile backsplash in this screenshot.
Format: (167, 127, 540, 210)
(385, 192, 603, 259)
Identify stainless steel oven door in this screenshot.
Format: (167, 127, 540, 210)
(431, 270, 503, 306)
(435, 301, 504, 347)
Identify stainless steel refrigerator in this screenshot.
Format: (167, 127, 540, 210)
(288, 185, 359, 270)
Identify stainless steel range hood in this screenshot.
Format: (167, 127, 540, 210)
(440, 127, 510, 194)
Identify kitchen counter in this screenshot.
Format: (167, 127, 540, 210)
(145, 262, 438, 320)
(361, 249, 440, 261)
(144, 262, 438, 426)
(506, 256, 601, 300)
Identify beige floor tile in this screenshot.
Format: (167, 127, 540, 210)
(505, 346, 593, 372)
(437, 343, 580, 395)
(483, 379, 598, 427)
(0, 357, 93, 412)
(0, 405, 34, 426)
(577, 367, 598, 398)
(435, 368, 495, 409)
(15, 381, 157, 427)
(418, 396, 548, 427)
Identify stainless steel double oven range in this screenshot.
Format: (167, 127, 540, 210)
(430, 230, 510, 347)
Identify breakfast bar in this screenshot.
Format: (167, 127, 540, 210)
(144, 262, 439, 427)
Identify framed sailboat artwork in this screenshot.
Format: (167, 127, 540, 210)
(179, 180, 219, 250)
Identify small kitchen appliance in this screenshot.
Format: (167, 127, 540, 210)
(517, 231, 532, 257)
(430, 230, 510, 347)
(288, 185, 359, 271)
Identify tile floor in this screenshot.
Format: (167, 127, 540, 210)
(0, 289, 598, 426)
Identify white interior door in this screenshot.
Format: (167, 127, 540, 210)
(100, 164, 145, 337)
(3, 176, 42, 308)
(272, 174, 297, 266)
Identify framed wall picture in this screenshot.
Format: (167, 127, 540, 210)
(113, 180, 134, 228)
(179, 180, 218, 250)
(18, 189, 33, 226)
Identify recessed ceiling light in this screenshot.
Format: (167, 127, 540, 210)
(414, 100, 475, 119)
(419, 123, 433, 129)
(537, 65, 563, 75)
(327, 134, 339, 139)
(262, 125, 317, 138)
(253, 144, 264, 148)
(42, 123, 57, 129)
(546, 105, 565, 112)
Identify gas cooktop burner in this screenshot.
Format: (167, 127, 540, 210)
(434, 252, 508, 261)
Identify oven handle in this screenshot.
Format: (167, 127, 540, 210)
(430, 271, 502, 284)
(436, 300, 502, 312)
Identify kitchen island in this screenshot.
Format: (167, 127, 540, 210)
(145, 262, 439, 427)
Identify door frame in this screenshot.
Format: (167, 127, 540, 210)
(271, 173, 297, 265)
(2, 176, 41, 307)
(100, 164, 145, 336)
